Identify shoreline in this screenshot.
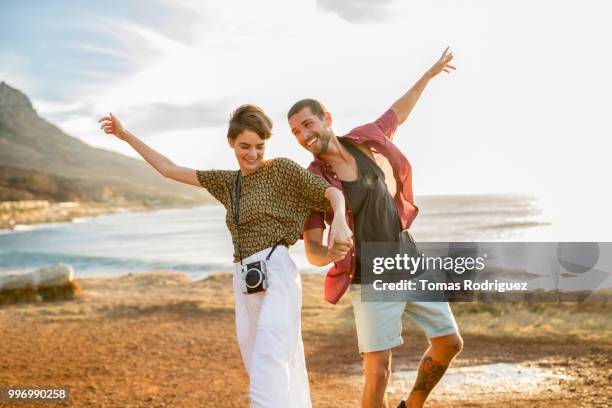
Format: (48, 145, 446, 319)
(0, 200, 207, 231)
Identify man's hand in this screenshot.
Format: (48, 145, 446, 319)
(328, 216, 353, 259)
(390, 47, 456, 125)
(98, 113, 128, 141)
(328, 241, 351, 262)
(426, 46, 456, 79)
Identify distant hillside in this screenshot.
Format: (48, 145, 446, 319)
(0, 164, 86, 201)
(0, 82, 210, 206)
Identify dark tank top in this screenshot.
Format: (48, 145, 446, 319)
(339, 138, 402, 284)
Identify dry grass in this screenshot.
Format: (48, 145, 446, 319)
(0, 272, 610, 407)
(402, 301, 612, 345)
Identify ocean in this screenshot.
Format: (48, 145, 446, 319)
(0, 194, 554, 280)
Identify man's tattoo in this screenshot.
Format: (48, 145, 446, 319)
(410, 356, 448, 397)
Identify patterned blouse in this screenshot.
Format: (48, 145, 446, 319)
(196, 157, 331, 262)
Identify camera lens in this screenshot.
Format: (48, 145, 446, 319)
(245, 269, 263, 288)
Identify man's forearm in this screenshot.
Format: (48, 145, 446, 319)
(305, 241, 334, 266)
(122, 130, 175, 177)
(390, 72, 433, 125)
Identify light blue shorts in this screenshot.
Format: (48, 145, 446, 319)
(350, 284, 459, 354)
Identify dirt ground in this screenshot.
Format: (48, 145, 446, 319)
(0, 272, 610, 407)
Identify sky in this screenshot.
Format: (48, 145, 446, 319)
(1, 0, 611, 238)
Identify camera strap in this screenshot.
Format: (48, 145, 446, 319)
(231, 170, 286, 265)
(265, 239, 286, 261)
(232, 171, 244, 265)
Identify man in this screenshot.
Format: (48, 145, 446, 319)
(288, 48, 463, 408)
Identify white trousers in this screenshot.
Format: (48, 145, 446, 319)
(233, 246, 312, 408)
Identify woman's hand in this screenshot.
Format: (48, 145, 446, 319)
(328, 240, 352, 263)
(323, 186, 353, 262)
(328, 215, 353, 261)
(95, 112, 200, 186)
(98, 113, 128, 141)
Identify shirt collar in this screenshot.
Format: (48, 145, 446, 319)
(311, 134, 362, 170)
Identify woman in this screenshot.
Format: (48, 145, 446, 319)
(98, 104, 352, 407)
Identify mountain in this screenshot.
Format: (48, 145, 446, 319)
(0, 82, 209, 206)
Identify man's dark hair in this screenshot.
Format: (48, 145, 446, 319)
(227, 104, 273, 140)
(287, 98, 327, 120)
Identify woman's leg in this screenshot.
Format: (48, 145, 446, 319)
(233, 265, 264, 374)
(287, 258, 311, 407)
(248, 248, 311, 408)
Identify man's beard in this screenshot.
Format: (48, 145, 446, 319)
(314, 132, 330, 157)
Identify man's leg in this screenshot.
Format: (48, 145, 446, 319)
(350, 285, 406, 408)
(397, 300, 462, 408)
(363, 349, 392, 408)
(403, 333, 463, 408)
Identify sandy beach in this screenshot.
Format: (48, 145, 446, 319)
(0, 271, 610, 408)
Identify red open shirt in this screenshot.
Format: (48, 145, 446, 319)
(303, 109, 419, 304)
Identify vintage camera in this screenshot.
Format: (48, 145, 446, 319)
(240, 260, 269, 294)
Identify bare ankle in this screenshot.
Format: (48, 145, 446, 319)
(405, 399, 422, 408)
(406, 393, 424, 408)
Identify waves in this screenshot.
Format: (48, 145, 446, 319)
(0, 196, 554, 279)
(0, 250, 227, 278)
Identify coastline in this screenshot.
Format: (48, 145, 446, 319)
(0, 200, 204, 231)
(0, 271, 609, 407)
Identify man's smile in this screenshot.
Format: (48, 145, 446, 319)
(305, 135, 318, 149)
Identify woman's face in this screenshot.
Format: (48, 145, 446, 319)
(228, 129, 266, 175)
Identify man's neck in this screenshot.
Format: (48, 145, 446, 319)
(318, 134, 353, 165)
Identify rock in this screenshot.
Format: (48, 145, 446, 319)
(0, 272, 32, 290)
(0, 263, 74, 291)
(31, 264, 74, 288)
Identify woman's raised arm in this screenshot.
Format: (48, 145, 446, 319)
(98, 113, 200, 187)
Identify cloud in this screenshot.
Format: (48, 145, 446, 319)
(36, 101, 97, 122)
(38, 98, 229, 144)
(121, 100, 230, 135)
(316, 0, 395, 23)
(0, 52, 35, 94)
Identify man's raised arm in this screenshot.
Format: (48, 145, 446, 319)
(390, 47, 456, 126)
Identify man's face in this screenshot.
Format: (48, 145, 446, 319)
(288, 107, 332, 157)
